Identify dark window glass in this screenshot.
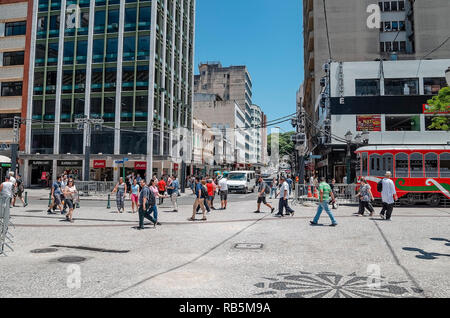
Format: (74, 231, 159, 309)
(32, 100, 43, 120)
(124, 7, 137, 31)
(120, 130, 147, 155)
(123, 36, 136, 61)
(380, 42, 385, 53)
(135, 95, 148, 122)
(46, 71, 57, 94)
(31, 130, 54, 154)
(36, 43, 46, 66)
(5, 21, 26, 36)
(395, 153, 408, 178)
(109, 0, 120, 4)
(399, 21, 406, 31)
(382, 154, 394, 174)
(106, 37, 118, 62)
(74, 98, 85, 118)
(425, 153, 438, 178)
(136, 65, 149, 90)
(0, 113, 21, 128)
(107, 9, 119, 33)
(50, 0, 61, 10)
(60, 99, 72, 122)
(76, 40, 88, 64)
(91, 68, 103, 92)
(104, 67, 117, 92)
(424, 78, 447, 95)
(399, 1, 405, 11)
(400, 41, 406, 52)
(369, 154, 384, 177)
(38, 0, 49, 12)
(385, 78, 419, 95)
(94, 10, 106, 34)
(425, 115, 450, 131)
(386, 115, 421, 131)
(92, 39, 104, 63)
(44, 99, 55, 121)
(410, 153, 423, 178)
(384, 21, 391, 32)
(391, 1, 398, 11)
(392, 21, 399, 32)
(34, 72, 45, 95)
(78, 11, 89, 35)
(60, 130, 84, 154)
(362, 153, 368, 176)
(90, 97, 102, 118)
(49, 15, 60, 37)
(95, 0, 106, 6)
(63, 41, 75, 65)
(122, 66, 135, 91)
(356, 79, 380, 96)
(37, 17, 47, 38)
(75, 69, 86, 93)
(384, 2, 390, 11)
(139, 6, 151, 30)
(91, 130, 114, 154)
(62, 70, 73, 94)
(137, 36, 150, 60)
(121, 96, 133, 122)
(79, 0, 90, 8)
(103, 96, 115, 122)
(1, 81, 22, 96)
(47, 42, 59, 66)
(440, 153, 450, 178)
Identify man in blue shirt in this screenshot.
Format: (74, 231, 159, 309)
(286, 175, 293, 196)
(168, 175, 179, 212)
(48, 176, 63, 214)
(137, 179, 157, 230)
(191, 177, 207, 221)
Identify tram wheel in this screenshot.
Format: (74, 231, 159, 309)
(428, 194, 441, 207)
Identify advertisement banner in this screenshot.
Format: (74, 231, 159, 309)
(356, 115, 381, 131)
(93, 160, 106, 169)
(135, 161, 147, 170)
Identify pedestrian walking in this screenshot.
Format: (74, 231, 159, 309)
(206, 179, 215, 211)
(310, 177, 338, 226)
(49, 176, 63, 214)
(60, 174, 68, 214)
(270, 177, 278, 199)
(157, 176, 166, 205)
(379, 171, 398, 221)
(329, 178, 338, 209)
(167, 175, 179, 212)
(210, 177, 217, 210)
(276, 176, 295, 217)
(63, 179, 78, 223)
(255, 176, 275, 214)
(286, 175, 293, 196)
(13, 174, 27, 207)
(112, 177, 127, 213)
(218, 175, 228, 210)
(130, 179, 140, 213)
(137, 179, 157, 230)
(356, 178, 375, 216)
(0, 176, 14, 204)
(191, 177, 207, 221)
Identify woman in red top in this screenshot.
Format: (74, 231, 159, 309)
(206, 179, 215, 210)
(157, 177, 166, 205)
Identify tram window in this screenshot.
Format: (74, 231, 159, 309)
(395, 153, 408, 178)
(425, 153, 438, 178)
(382, 154, 394, 173)
(440, 153, 450, 178)
(356, 154, 361, 177)
(362, 153, 368, 176)
(410, 153, 424, 178)
(370, 154, 384, 176)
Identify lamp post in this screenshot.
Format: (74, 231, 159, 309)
(345, 131, 353, 185)
(446, 67, 450, 86)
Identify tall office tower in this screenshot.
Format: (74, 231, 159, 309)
(302, 0, 450, 146)
(194, 62, 255, 164)
(250, 104, 262, 164)
(21, 0, 195, 186)
(0, 0, 29, 178)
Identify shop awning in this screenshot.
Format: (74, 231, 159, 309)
(0, 155, 11, 164)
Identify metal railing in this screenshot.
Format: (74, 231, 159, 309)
(294, 183, 359, 206)
(74, 181, 117, 196)
(0, 195, 14, 256)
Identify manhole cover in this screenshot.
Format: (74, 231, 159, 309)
(57, 256, 87, 263)
(234, 243, 263, 250)
(31, 248, 58, 254)
(26, 210, 44, 213)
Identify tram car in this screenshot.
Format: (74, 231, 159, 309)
(355, 146, 450, 206)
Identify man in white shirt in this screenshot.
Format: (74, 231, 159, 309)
(0, 176, 14, 208)
(276, 176, 295, 217)
(380, 171, 398, 221)
(218, 177, 228, 210)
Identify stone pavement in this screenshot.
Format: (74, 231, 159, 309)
(1, 195, 449, 298)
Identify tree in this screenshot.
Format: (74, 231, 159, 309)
(267, 131, 295, 157)
(427, 87, 450, 131)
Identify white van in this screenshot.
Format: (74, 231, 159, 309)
(226, 171, 257, 194)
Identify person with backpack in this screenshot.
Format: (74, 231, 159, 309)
(137, 179, 157, 230)
(191, 177, 207, 221)
(379, 171, 398, 221)
(13, 174, 27, 207)
(255, 176, 275, 214)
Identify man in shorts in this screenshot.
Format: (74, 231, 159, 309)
(218, 176, 228, 210)
(255, 176, 275, 214)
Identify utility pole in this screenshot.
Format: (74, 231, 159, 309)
(75, 116, 104, 182)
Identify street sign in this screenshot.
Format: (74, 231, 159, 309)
(310, 155, 322, 160)
(115, 160, 124, 164)
(123, 158, 129, 162)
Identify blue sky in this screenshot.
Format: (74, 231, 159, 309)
(194, 0, 304, 132)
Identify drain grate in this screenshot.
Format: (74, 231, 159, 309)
(31, 248, 59, 254)
(234, 243, 264, 250)
(57, 256, 87, 263)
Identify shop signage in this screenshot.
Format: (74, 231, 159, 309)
(356, 115, 381, 132)
(1, 163, 11, 168)
(57, 160, 82, 167)
(423, 104, 450, 114)
(174, 163, 179, 171)
(93, 160, 106, 169)
(30, 160, 51, 166)
(134, 161, 147, 170)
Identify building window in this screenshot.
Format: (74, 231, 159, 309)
(384, 21, 391, 32)
(121, 96, 133, 122)
(355, 79, 380, 96)
(395, 153, 408, 178)
(0, 113, 21, 128)
(94, 10, 106, 34)
(384, 78, 419, 95)
(107, 9, 119, 33)
(122, 66, 134, 91)
(385, 115, 421, 131)
(63, 41, 74, 65)
(92, 39, 104, 63)
(370, 154, 384, 177)
(139, 6, 151, 30)
(123, 36, 136, 61)
(391, 1, 398, 11)
(91, 68, 103, 92)
(74, 69, 86, 93)
(440, 153, 450, 178)
(106, 37, 118, 62)
(383, 1, 391, 11)
(62, 70, 73, 94)
(34, 72, 45, 95)
(135, 95, 148, 122)
(399, 1, 405, 11)
(76, 40, 88, 64)
(400, 41, 406, 52)
(104, 68, 117, 92)
(425, 153, 438, 178)
(1, 81, 22, 96)
(137, 36, 150, 60)
(124, 7, 137, 31)
(47, 42, 59, 66)
(425, 115, 450, 131)
(5, 21, 26, 36)
(103, 96, 115, 122)
(424, 78, 447, 95)
(410, 153, 423, 178)
(3, 51, 24, 66)
(46, 71, 57, 94)
(48, 15, 60, 38)
(136, 65, 149, 90)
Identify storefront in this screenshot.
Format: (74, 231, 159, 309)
(57, 160, 83, 180)
(29, 160, 53, 187)
(0, 155, 11, 181)
(91, 160, 113, 181)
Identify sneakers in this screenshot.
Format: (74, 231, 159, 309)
(330, 223, 338, 227)
(380, 213, 385, 220)
(310, 221, 318, 225)
(254, 211, 261, 214)
(271, 208, 275, 213)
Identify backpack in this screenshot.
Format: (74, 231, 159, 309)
(377, 180, 383, 193)
(264, 182, 270, 195)
(201, 185, 208, 198)
(147, 187, 156, 207)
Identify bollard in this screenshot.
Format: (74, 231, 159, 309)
(24, 192, 28, 205)
(107, 194, 111, 209)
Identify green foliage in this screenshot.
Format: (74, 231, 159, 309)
(427, 87, 450, 131)
(267, 131, 295, 157)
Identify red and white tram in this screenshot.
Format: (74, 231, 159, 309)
(355, 146, 450, 206)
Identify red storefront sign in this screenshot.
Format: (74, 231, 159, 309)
(134, 161, 147, 170)
(356, 115, 381, 132)
(93, 160, 106, 168)
(174, 163, 179, 171)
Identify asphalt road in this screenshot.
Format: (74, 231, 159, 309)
(1, 194, 449, 298)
